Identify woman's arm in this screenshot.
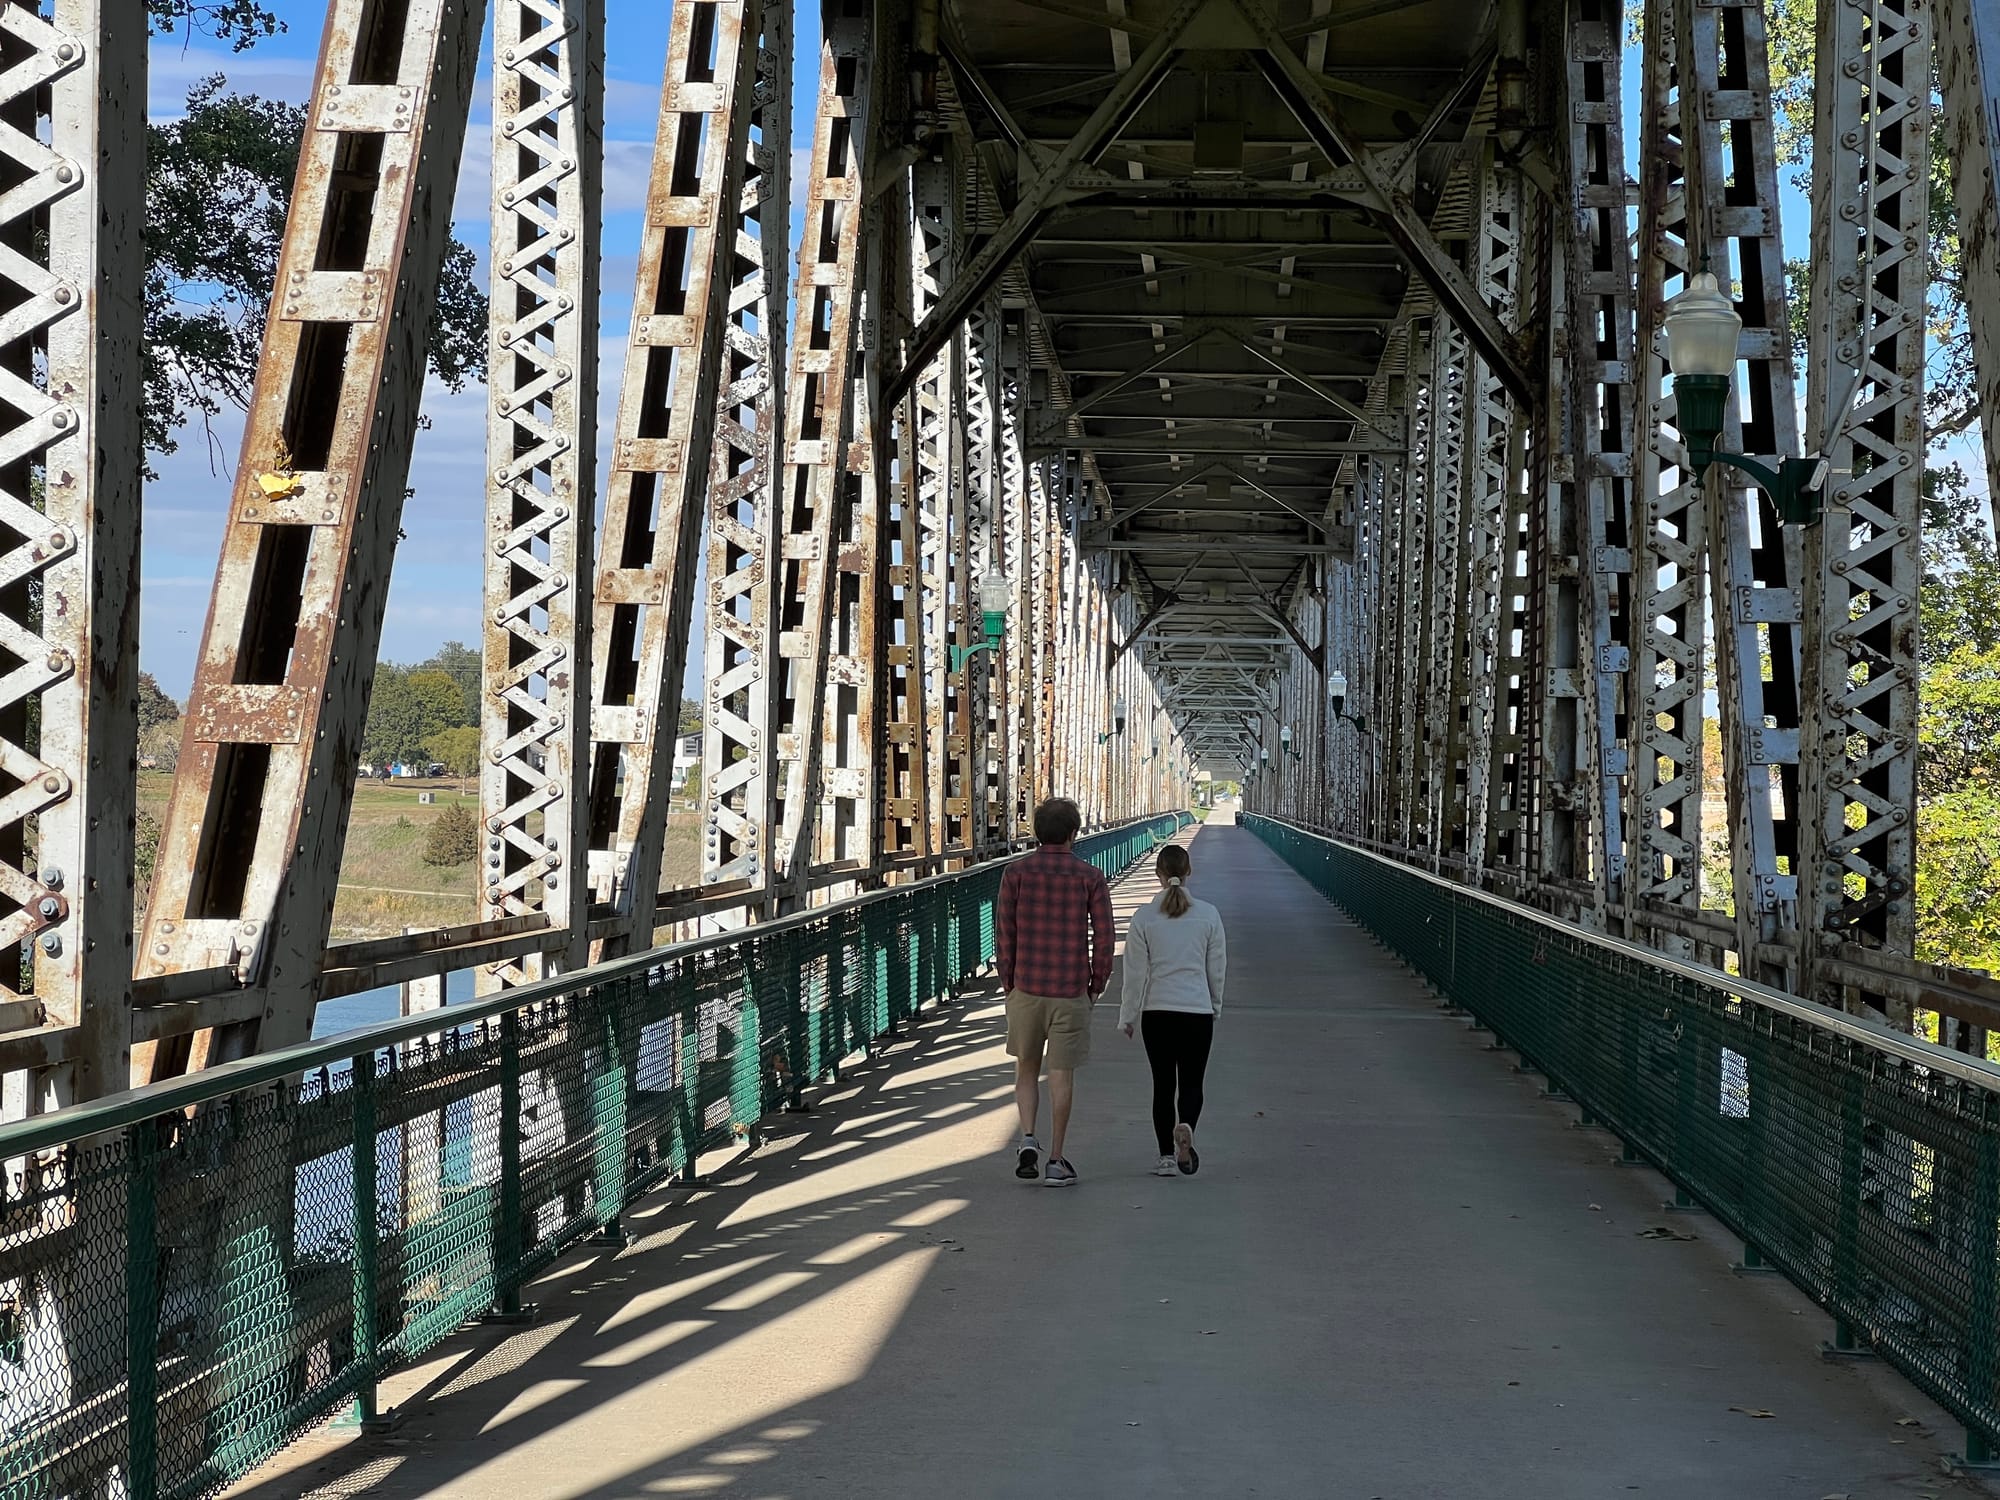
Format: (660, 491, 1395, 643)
(1206, 912, 1227, 1016)
(1118, 914, 1152, 1030)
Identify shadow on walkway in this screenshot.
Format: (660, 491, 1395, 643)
(227, 821, 1998, 1500)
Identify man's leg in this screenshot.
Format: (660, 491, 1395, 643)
(1015, 1047, 1043, 1138)
(1048, 1066, 1075, 1162)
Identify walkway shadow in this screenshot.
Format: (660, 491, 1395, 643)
(223, 976, 1031, 1500)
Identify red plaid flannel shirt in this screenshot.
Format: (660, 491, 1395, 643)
(997, 844, 1116, 998)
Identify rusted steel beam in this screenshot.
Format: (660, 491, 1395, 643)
(481, 0, 603, 987)
(772, 0, 874, 908)
(700, 0, 791, 917)
(0, 0, 146, 1109)
(586, 0, 762, 954)
(136, 0, 485, 1073)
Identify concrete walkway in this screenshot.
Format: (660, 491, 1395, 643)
(234, 817, 1993, 1500)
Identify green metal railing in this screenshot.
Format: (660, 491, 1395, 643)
(0, 812, 1189, 1500)
(1246, 814, 2000, 1461)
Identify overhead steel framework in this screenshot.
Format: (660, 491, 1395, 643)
(2, 0, 2000, 1116)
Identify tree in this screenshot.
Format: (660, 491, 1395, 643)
(362, 665, 463, 767)
(425, 726, 482, 790)
(679, 697, 702, 736)
(139, 721, 181, 773)
(421, 801, 479, 866)
(418, 642, 482, 727)
(135, 672, 180, 732)
(146, 77, 486, 468)
(148, 0, 283, 49)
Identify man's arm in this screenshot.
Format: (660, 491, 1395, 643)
(1087, 869, 1115, 996)
(997, 864, 1018, 993)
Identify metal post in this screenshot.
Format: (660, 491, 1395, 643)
(483, 0, 603, 985)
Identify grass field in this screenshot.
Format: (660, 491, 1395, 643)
(135, 772, 703, 941)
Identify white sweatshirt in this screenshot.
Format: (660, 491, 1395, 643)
(1117, 890, 1227, 1026)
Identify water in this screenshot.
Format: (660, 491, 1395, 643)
(310, 967, 480, 1040)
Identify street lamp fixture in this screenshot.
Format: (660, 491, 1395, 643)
(950, 568, 1013, 671)
(1327, 670, 1369, 733)
(1279, 723, 1301, 761)
(1663, 269, 1829, 526)
(1097, 695, 1128, 745)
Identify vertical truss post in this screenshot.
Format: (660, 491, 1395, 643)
(1628, 0, 1706, 932)
(957, 292, 1001, 850)
(1680, 0, 1804, 980)
(1459, 148, 1522, 874)
(0, 0, 146, 1104)
(1800, 0, 1929, 1003)
(773, 0, 872, 906)
(482, 0, 603, 985)
(138, 0, 484, 1067)
(1001, 311, 1031, 841)
(1422, 320, 1469, 866)
(1938, 0, 2000, 525)
(699, 0, 792, 914)
(589, 0, 764, 951)
(1549, 0, 1636, 912)
(879, 172, 929, 866)
(1486, 417, 1535, 873)
(909, 159, 956, 858)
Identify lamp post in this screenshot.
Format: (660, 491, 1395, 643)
(1663, 270, 1829, 525)
(1327, 670, 1369, 732)
(1280, 723, 1301, 760)
(1097, 695, 1127, 746)
(950, 568, 1013, 671)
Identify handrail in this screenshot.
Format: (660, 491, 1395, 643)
(1248, 814, 2000, 1094)
(0, 811, 1190, 1160)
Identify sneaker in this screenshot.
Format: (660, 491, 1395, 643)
(1044, 1157, 1078, 1187)
(1151, 1156, 1178, 1177)
(1016, 1135, 1042, 1180)
(1173, 1123, 1199, 1176)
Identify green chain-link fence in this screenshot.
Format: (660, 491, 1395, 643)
(0, 812, 1189, 1500)
(1245, 814, 2000, 1462)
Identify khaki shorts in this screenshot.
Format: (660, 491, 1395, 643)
(1006, 990, 1092, 1069)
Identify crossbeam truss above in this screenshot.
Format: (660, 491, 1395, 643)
(0, 0, 1996, 1121)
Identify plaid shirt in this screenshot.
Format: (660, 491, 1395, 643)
(997, 844, 1116, 998)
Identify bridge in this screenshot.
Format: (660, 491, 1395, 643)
(3, 0, 2000, 1492)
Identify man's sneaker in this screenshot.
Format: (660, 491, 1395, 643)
(1015, 1135, 1042, 1180)
(1151, 1155, 1179, 1177)
(1044, 1157, 1078, 1187)
(1173, 1122, 1199, 1176)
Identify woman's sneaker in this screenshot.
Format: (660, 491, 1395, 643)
(1151, 1155, 1179, 1177)
(1173, 1123, 1199, 1176)
(1016, 1135, 1042, 1180)
(1044, 1157, 1078, 1187)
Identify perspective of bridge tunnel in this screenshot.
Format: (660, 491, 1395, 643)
(5, 0, 2000, 1493)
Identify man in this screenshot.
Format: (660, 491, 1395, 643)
(997, 796, 1115, 1186)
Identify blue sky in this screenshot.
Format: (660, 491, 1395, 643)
(139, 12, 1971, 697)
(142, 1, 824, 696)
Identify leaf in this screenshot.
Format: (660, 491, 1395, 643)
(1729, 1406, 1776, 1419)
(1587, 1203, 1603, 1212)
(1638, 1225, 1697, 1241)
(1895, 1416, 1923, 1427)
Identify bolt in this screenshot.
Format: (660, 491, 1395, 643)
(39, 867, 61, 890)
(40, 934, 59, 956)
(37, 897, 58, 919)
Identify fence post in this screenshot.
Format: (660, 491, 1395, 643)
(487, 1010, 535, 1322)
(591, 983, 630, 1244)
(125, 1123, 159, 1499)
(346, 1048, 396, 1429)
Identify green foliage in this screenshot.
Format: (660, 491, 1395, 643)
(425, 725, 483, 780)
(146, 0, 282, 50)
(139, 721, 181, 773)
(1914, 792, 2000, 973)
(363, 665, 465, 767)
(135, 672, 180, 733)
(679, 696, 702, 737)
(134, 808, 162, 912)
(421, 801, 479, 867)
(145, 77, 487, 466)
(417, 642, 482, 727)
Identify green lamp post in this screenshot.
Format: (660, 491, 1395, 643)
(1097, 696, 1127, 745)
(1663, 270, 1829, 526)
(950, 568, 1013, 672)
(1280, 723, 1301, 761)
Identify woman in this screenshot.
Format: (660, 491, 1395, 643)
(1118, 843, 1227, 1176)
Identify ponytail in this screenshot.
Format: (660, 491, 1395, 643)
(1156, 845, 1192, 918)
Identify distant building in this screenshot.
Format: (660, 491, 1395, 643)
(671, 732, 701, 788)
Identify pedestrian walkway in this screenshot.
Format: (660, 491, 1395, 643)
(229, 818, 1992, 1499)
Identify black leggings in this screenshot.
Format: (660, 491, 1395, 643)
(1140, 1011, 1215, 1155)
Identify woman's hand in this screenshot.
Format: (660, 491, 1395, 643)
(1121, 1022, 1134, 1039)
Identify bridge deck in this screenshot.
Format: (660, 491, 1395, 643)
(231, 819, 1982, 1499)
